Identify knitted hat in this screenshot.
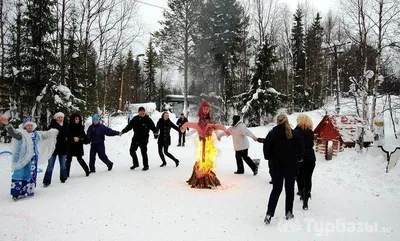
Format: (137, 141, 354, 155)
(92, 115, 100, 121)
(138, 106, 145, 112)
(54, 112, 65, 119)
(232, 115, 240, 126)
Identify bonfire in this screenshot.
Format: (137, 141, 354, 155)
(181, 101, 229, 189)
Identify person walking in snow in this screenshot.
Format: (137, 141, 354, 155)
(127, 111, 133, 124)
(156, 112, 180, 167)
(66, 113, 90, 177)
(1, 116, 58, 200)
(217, 115, 259, 175)
(121, 107, 158, 171)
(43, 112, 69, 187)
(176, 113, 188, 146)
(263, 114, 304, 224)
(87, 115, 120, 173)
(295, 114, 316, 210)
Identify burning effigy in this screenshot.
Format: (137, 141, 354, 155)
(180, 101, 229, 189)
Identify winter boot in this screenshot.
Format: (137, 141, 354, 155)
(182, 143, 185, 147)
(286, 211, 294, 220)
(299, 189, 305, 201)
(108, 162, 113, 171)
(175, 160, 180, 167)
(142, 167, 149, 171)
(160, 162, 166, 167)
(253, 167, 258, 176)
(130, 165, 139, 170)
(177, 143, 181, 146)
(264, 214, 272, 224)
(303, 191, 311, 210)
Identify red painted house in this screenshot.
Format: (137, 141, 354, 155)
(314, 115, 373, 159)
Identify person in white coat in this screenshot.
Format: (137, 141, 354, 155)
(218, 115, 259, 175)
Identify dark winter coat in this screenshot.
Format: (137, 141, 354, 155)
(121, 115, 158, 144)
(157, 118, 180, 146)
(263, 124, 304, 176)
(87, 123, 120, 145)
(48, 119, 68, 155)
(67, 113, 89, 157)
(295, 126, 316, 163)
(176, 117, 188, 130)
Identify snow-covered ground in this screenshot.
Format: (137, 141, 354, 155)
(0, 100, 399, 241)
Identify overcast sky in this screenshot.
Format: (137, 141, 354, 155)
(133, 0, 338, 55)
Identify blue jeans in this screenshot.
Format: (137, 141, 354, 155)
(43, 154, 67, 185)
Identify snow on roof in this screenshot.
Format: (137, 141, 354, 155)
(329, 115, 374, 143)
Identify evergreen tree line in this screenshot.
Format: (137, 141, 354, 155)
(1, 0, 399, 128)
(0, 0, 162, 128)
(154, 0, 400, 126)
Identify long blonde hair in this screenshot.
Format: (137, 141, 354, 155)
(277, 114, 292, 139)
(297, 114, 313, 130)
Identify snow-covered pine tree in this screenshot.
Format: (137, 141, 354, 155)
(23, 0, 57, 127)
(192, 0, 250, 122)
(305, 13, 324, 109)
(34, 81, 85, 125)
(240, 36, 281, 127)
(153, 0, 201, 115)
(64, 5, 86, 116)
(291, 7, 309, 111)
(5, 0, 25, 119)
(144, 39, 159, 103)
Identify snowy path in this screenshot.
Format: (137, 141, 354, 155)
(0, 116, 399, 241)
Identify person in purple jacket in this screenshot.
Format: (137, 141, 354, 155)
(87, 115, 121, 173)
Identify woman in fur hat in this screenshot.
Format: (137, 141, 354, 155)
(43, 112, 69, 187)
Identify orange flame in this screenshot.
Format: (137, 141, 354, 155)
(194, 135, 219, 178)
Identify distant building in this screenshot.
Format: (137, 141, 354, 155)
(164, 95, 198, 118)
(314, 115, 373, 159)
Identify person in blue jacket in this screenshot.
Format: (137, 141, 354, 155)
(87, 115, 121, 173)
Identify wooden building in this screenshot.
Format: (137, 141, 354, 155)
(314, 115, 373, 159)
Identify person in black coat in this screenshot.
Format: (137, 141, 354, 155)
(43, 112, 69, 187)
(121, 106, 158, 171)
(66, 113, 90, 177)
(263, 114, 304, 224)
(295, 114, 316, 210)
(157, 112, 180, 167)
(176, 113, 188, 146)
